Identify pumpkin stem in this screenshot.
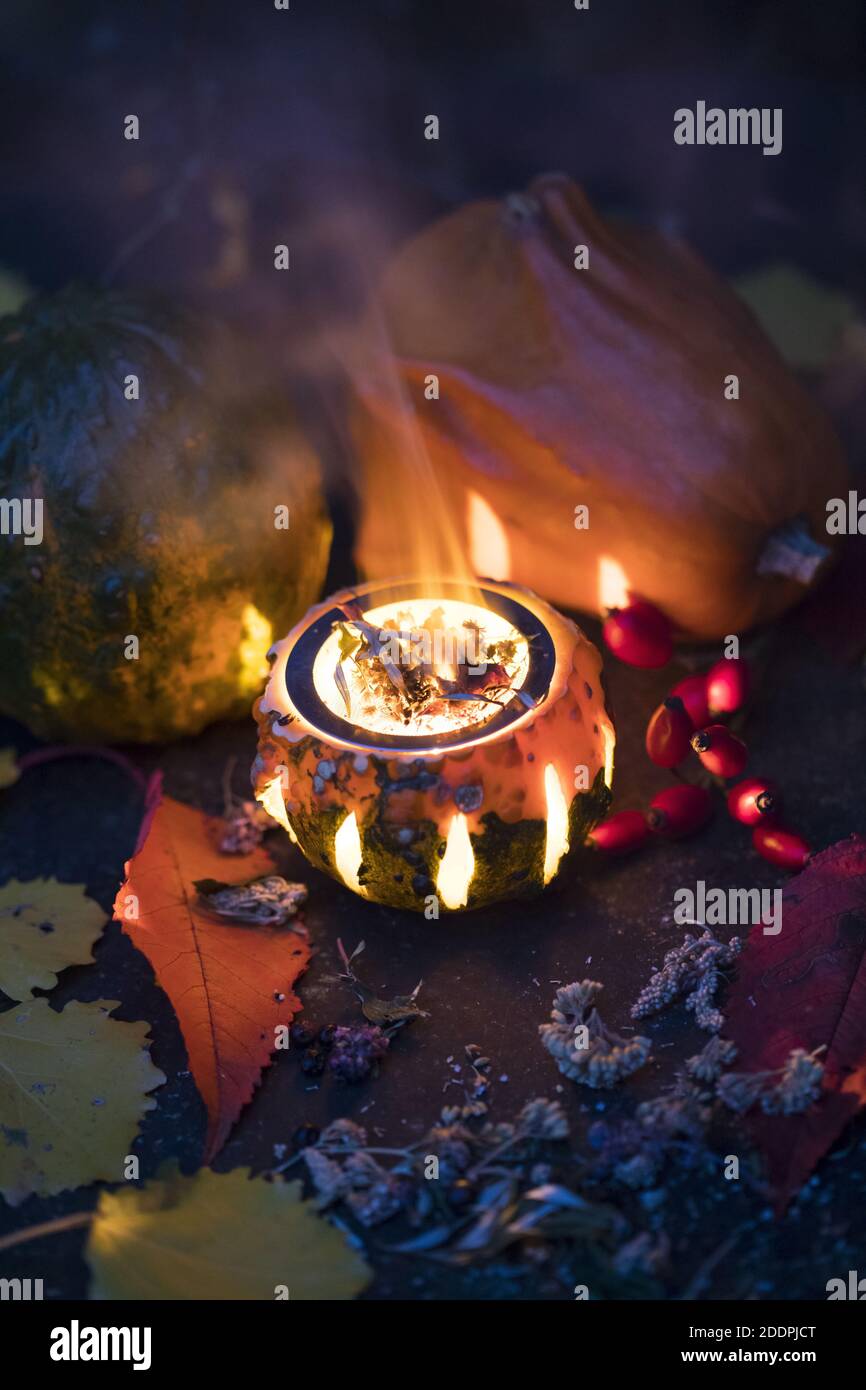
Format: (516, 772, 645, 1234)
(756, 518, 830, 585)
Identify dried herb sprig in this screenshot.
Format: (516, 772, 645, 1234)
(588, 1072, 715, 1192)
(219, 754, 276, 853)
(717, 1046, 826, 1116)
(336, 938, 428, 1030)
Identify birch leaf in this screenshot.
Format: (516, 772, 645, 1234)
(0, 878, 106, 1001)
(87, 1166, 371, 1300)
(0, 998, 164, 1206)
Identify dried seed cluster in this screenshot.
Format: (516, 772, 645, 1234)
(631, 929, 742, 1033)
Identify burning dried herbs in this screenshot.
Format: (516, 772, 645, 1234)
(329, 601, 528, 733)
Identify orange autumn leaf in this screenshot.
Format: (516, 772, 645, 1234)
(114, 773, 310, 1163)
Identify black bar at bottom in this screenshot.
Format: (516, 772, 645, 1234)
(3, 1298, 862, 1375)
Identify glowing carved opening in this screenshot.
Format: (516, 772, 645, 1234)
(256, 772, 298, 844)
(334, 811, 366, 896)
(597, 556, 630, 614)
(543, 763, 570, 885)
(437, 813, 475, 910)
(238, 603, 274, 692)
(602, 723, 615, 791)
(467, 490, 511, 582)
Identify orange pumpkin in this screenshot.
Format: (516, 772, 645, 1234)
(350, 175, 848, 639)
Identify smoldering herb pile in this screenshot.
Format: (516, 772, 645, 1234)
(330, 600, 533, 732)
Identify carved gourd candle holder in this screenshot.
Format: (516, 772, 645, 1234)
(252, 578, 614, 913)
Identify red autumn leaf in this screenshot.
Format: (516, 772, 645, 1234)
(725, 833, 866, 1210)
(113, 772, 310, 1163)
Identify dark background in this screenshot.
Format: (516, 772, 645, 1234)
(1, 0, 865, 1300)
(2, 0, 865, 377)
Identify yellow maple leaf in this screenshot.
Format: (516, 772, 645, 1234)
(0, 749, 19, 790)
(87, 1166, 372, 1300)
(0, 998, 165, 1206)
(0, 878, 106, 1001)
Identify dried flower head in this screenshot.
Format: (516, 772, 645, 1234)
(480, 1121, 517, 1146)
(219, 800, 274, 855)
(718, 1046, 825, 1116)
(345, 1180, 406, 1228)
(319, 1118, 368, 1149)
(763, 1047, 824, 1115)
(540, 979, 651, 1089)
(636, 1079, 710, 1139)
(423, 1125, 474, 1179)
(328, 1024, 390, 1083)
(517, 1097, 570, 1140)
(613, 1152, 660, 1190)
(685, 1035, 738, 1084)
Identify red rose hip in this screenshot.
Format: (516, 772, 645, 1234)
(669, 672, 711, 731)
(727, 777, 780, 826)
(586, 810, 649, 855)
(690, 724, 748, 778)
(602, 599, 673, 669)
(647, 784, 713, 839)
(706, 656, 750, 715)
(752, 824, 810, 871)
(646, 697, 693, 767)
